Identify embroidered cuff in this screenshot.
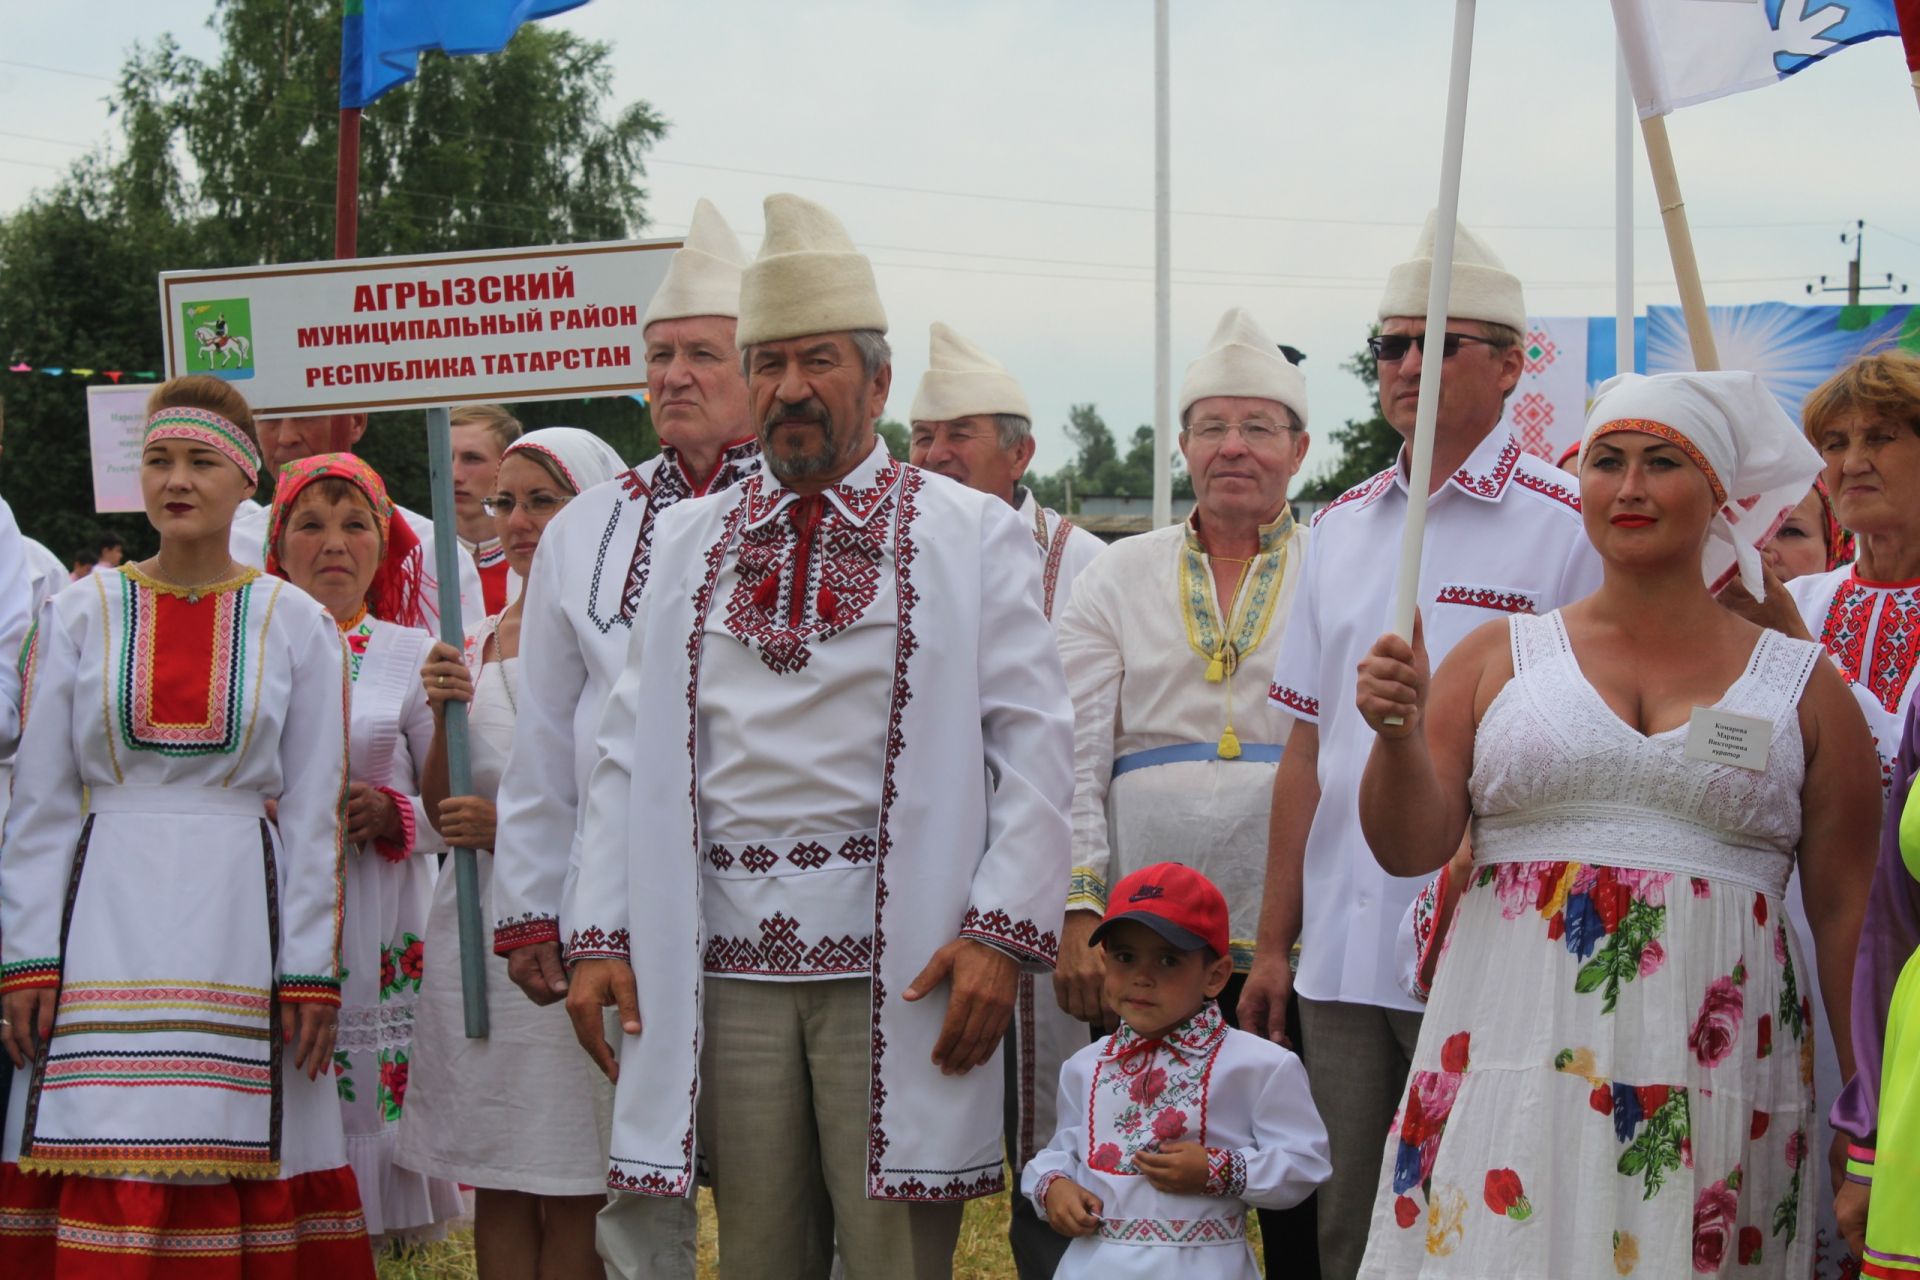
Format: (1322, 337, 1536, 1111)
(1066, 866, 1107, 914)
(278, 974, 342, 1006)
(494, 914, 562, 956)
(958, 906, 1059, 967)
(1205, 1147, 1248, 1198)
(0, 957, 61, 994)
(566, 925, 632, 966)
(1268, 681, 1320, 721)
(1032, 1170, 1069, 1218)
(370, 786, 416, 864)
(1845, 1143, 1875, 1186)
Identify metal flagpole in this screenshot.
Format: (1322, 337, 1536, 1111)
(1615, 46, 1635, 377)
(1151, 0, 1173, 529)
(426, 405, 489, 1038)
(1388, 0, 1478, 651)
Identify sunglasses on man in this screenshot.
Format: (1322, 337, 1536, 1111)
(1366, 332, 1499, 363)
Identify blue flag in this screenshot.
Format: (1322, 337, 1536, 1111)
(340, 0, 591, 109)
(1615, 0, 1905, 115)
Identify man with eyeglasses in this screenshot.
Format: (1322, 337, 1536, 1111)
(487, 197, 761, 1280)
(1055, 305, 1320, 1275)
(1238, 213, 1602, 1279)
(227, 411, 486, 631)
(907, 321, 1106, 1280)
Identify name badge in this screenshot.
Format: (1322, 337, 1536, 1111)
(1683, 707, 1772, 772)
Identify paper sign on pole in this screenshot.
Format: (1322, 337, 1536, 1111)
(158, 238, 681, 416)
(86, 384, 155, 512)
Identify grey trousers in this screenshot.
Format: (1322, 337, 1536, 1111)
(597, 1192, 697, 1280)
(697, 977, 963, 1280)
(1297, 996, 1423, 1280)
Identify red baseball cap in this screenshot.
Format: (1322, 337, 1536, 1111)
(1089, 862, 1230, 959)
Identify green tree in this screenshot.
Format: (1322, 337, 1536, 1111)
(876, 418, 909, 461)
(1028, 403, 1192, 512)
(0, 0, 665, 552)
(1296, 330, 1401, 502)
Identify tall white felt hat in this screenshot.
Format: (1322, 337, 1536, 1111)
(909, 323, 1031, 424)
(642, 198, 748, 328)
(1178, 307, 1309, 427)
(1377, 211, 1526, 332)
(736, 193, 888, 347)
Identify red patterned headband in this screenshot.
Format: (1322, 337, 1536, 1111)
(1588, 419, 1727, 507)
(144, 407, 262, 485)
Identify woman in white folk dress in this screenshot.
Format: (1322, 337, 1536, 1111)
(0, 377, 376, 1278)
(1351, 372, 1879, 1278)
(264, 451, 464, 1242)
(397, 427, 625, 1280)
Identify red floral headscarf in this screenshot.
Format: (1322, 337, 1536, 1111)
(265, 453, 425, 625)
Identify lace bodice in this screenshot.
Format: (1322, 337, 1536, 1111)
(1469, 611, 1820, 896)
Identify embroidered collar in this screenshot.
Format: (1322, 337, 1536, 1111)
(665, 435, 762, 498)
(1100, 1000, 1228, 1068)
(1395, 428, 1523, 503)
(461, 534, 506, 568)
(742, 442, 902, 531)
(121, 561, 260, 603)
(1184, 506, 1294, 556)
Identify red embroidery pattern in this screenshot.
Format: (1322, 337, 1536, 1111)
(122, 582, 250, 756)
(1314, 467, 1397, 526)
(1450, 436, 1521, 500)
(1204, 1148, 1248, 1198)
(1436, 585, 1537, 615)
(492, 914, 560, 955)
(701, 913, 874, 977)
(958, 906, 1059, 967)
(565, 925, 632, 962)
(723, 469, 899, 675)
(1819, 580, 1877, 686)
(1269, 682, 1320, 719)
(704, 833, 879, 874)
(1086, 1003, 1226, 1176)
(1513, 467, 1582, 512)
(1868, 590, 1920, 715)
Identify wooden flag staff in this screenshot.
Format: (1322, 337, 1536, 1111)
(1638, 113, 1719, 372)
(425, 404, 489, 1039)
(1387, 0, 1479, 699)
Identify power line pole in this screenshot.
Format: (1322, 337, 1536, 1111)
(1807, 220, 1908, 306)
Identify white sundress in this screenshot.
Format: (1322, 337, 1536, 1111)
(334, 615, 463, 1238)
(1359, 610, 1824, 1279)
(395, 618, 614, 1196)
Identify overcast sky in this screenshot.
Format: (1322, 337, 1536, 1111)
(5, 2, 1918, 486)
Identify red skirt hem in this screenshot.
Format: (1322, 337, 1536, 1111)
(0, 1161, 375, 1279)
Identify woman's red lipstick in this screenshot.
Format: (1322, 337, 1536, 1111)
(1610, 513, 1656, 527)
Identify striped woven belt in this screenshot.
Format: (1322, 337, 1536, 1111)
(1095, 1213, 1246, 1246)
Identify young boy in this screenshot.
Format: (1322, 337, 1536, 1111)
(1022, 862, 1330, 1277)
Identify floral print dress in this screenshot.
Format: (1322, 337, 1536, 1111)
(1359, 610, 1825, 1278)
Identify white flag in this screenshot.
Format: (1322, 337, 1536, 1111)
(1612, 0, 1904, 117)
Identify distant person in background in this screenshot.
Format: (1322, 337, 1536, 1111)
(399, 428, 627, 1280)
(88, 529, 124, 574)
(449, 404, 524, 616)
(1762, 481, 1851, 585)
(66, 550, 95, 582)
(229, 412, 484, 630)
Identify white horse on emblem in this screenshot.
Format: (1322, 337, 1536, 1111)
(194, 325, 251, 368)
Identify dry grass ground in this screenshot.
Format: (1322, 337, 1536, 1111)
(377, 1187, 1266, 1278)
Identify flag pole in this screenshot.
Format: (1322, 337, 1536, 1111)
(1638, 114, 1718, 371)
(425, 405, 489, 1039)
(1388, 0, 1478, 654)
(331, 106, 362, 453)
(1151, 0, 1172, 529)
(1615, 47, 1635, 376)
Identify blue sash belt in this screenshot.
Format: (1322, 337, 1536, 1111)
(1110, 741, 1283, 778)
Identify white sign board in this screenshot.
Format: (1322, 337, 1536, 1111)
(86, 384, 154, 512)
(158, 238, 681, 416)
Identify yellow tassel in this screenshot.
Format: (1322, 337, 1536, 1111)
(1205, 651, 1225, 683)
(1217, 726, 1242, 759)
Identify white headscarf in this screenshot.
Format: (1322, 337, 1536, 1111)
(1581, 371, 1822, 599)
(502, 426, 626, 496)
